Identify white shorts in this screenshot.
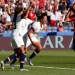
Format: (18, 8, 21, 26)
(10, 35, 24, 49)
(25, 36, 39, 48)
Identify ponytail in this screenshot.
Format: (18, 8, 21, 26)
(13, 7, 19, 24)
(12, 7, 23, 29)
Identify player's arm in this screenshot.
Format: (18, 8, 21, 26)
(28, 22, 38, 39)
(65, 11, 74, 22)
(43, 24, 48, 31)
(24, 0, 33, 19)
(27, 27, 35, 43)
(1, 22, 12, 27)
(27, 28, 36, 46)
(27, 26, 37, 47)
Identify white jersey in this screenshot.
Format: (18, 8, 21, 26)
(25, 22, 44, 47)
(10, 18, 33, 49)
(31, 22, 44, 34)
(12, 18, 33, 37)
(29, 22, 44, 38)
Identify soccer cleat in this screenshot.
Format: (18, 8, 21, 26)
(1, 61, 4, 70)
(10, 63, 15, 69)
(27, 59, 33, 66)
(20, 68, 29, 71)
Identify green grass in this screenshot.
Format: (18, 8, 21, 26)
(0, 50, 75, 75)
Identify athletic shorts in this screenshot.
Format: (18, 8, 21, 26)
(10, 35, 24, 49)
(25, 36, 39, 48)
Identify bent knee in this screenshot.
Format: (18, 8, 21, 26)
(38, 46, 42, 51)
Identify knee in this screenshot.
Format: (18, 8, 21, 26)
(38, 46, 42, 51)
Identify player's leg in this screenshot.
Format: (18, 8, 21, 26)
(0, 36, 19, 70)
(10, 47, 28, 68)
(28, 42, 42, 66)
(1, 49, 19, 70)
(23, 36, 31, 62)
(19, 45, 29, 71)
(10, 36, 28, 69)
(10, 48, 20, 69)
(27, 37, 42, 66)
(14, 36, 28, 71)
(10, 36, 28, 71)
(9, 36, 21, 69)
(0, 52, 17, 70)
(24, 47, 28, 62)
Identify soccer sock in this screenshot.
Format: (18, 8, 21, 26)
(20, 53, 25, 69)
(29, 49, 40, 59)
(11, 55, 19, 64)
(4, 54, 15, 64)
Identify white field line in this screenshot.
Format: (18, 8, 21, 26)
(6, 64, 75, 71)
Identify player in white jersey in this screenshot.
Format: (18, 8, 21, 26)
(9, 13, 48, 68)
(25, 13, 48, 66)
(0, 6, 24, 70)
(1, 0, 33, 71)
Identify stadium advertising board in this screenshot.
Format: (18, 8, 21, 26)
(0, 36, 73, 50)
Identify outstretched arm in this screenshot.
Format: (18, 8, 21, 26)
(1, 22, 12, 27)
(24, 0, 33, 19)
(65, 10, 74, 22)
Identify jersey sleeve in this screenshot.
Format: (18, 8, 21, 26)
(28, 19, 33, 24)
(31, 22, 39, 33)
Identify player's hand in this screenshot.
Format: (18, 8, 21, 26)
(30, 0, 33, 4)
(30, 0, 34, 7)
(43, 25, 48, 31)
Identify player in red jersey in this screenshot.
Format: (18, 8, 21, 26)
(65, 3, 75, 51)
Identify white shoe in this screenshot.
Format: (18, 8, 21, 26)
(27, 59, 33, 66)
(20, 68, 29, 71)
(10, 63, 15, 69)
(1, 61, 4, 70)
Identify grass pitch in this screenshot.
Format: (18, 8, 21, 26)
(0, 50, 75, 75)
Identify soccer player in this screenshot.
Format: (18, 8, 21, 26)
(65, 3, 75, 51)
(10, 13, 48, 67)
(0, 0, 33, 71)
(0, 6, 23, 71)
(25, 13, 48, 66)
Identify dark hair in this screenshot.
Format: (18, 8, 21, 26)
(38, 13, 47, 21)
(21, 10, 27, 19)
(69, 2, 75, 11)
(13, 7, 23, 24)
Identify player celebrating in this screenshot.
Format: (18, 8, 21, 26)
(65, 3, 75, 51)
(25, 13, 48, 66)
(9, 13, 48, 68)
(0, 0, 33, 71)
